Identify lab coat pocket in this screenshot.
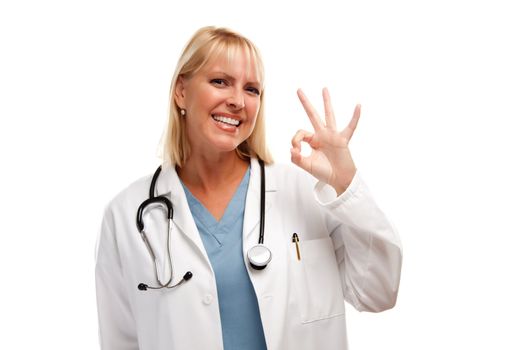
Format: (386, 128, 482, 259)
(291, 236, 345, 323)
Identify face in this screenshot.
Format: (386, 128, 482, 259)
(175, 48, 262, 158)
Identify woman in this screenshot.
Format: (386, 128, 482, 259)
(95, 26, 402, 350)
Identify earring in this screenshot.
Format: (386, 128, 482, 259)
(180, 109, 186, 116)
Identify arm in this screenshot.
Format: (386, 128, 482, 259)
(95, 207, 139, 349)
(314, 171, 402, 312)
(291, 87, 402, 312)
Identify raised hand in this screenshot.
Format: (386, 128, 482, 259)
(291, 88, 360, 196)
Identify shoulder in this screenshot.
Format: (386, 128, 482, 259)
(102, 172, 154, 221)
(265, 160, 317, 193)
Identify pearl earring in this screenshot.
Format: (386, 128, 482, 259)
(180, 109, 186, 116)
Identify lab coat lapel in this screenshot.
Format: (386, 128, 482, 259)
(153, 161, 209, 263)
(243, 158, 275, 248)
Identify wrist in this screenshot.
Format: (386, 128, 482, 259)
(332, 167, 357, 196)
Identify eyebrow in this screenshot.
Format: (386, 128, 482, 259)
(209, 71, 261, 87)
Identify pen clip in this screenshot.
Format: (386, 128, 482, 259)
(292, 233, 301, 261)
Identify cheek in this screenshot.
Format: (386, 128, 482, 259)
(198, 88, 222, 106)
(187, 84, 219, 111)
(247, 100, 261, 121)
(245, 106, 260, 135)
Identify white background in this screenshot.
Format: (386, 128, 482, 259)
(1, 0, 524, 348)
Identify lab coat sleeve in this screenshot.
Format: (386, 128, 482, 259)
(313, 170, 403, 312)
(95, 207, 139, 350)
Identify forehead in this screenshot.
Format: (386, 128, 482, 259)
(200, 46, 263, 85)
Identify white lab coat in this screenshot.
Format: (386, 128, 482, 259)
(95, 157, 402, 350)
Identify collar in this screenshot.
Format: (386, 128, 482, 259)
(151, 157, 276, 263)
(154, 157, 276, 198)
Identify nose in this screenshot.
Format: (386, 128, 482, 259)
(226, 88, 245, 110)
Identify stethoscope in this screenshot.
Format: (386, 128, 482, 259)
(135, 159, 271, 291)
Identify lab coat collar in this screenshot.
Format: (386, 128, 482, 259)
(152, 157, 276, 263)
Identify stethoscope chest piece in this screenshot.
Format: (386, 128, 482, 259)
(247, 244, 272, 270)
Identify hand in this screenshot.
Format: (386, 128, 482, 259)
(291, 88, 360, 196)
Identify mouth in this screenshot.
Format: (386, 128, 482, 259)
(211, 114, 241, 127)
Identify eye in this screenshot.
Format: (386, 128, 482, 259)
(246, 86, 261, 96)
(210, 78, 227, 86)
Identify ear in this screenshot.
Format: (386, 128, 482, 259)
(173, 76, 186, 109)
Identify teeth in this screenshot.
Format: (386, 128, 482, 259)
(212, 115, 240, 126)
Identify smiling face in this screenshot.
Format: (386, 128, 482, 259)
(174, 48, 262, 159)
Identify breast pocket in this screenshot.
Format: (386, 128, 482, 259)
(290, 236, 345, 323)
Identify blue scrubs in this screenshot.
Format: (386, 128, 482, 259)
(182, 167, 267, 350)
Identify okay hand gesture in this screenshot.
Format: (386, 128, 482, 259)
(291, 88, 360, 196)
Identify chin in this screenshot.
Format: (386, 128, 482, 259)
(209, 139, 243, 154)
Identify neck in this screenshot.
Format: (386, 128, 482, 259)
(177, 152, 249, 193)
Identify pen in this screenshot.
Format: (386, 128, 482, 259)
(292, 233, 301, 260)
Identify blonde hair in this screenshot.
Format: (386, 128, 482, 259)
(162, 26, 273, 167)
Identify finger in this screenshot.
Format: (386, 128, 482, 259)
(342, 104, 361, 140)
(291, 129, 314, 150)
(323, 87, 337, 130)
(290, 147, 312, 173)
(297, 89, 323, 131)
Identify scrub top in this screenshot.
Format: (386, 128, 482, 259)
(182, 167, 267, 350)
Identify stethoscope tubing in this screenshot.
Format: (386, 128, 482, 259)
(258, 158, 265, 245)
(136, 159, 270, 290)
(141, 220, 174, 288)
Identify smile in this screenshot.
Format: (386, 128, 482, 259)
(212, 114, 240, 127)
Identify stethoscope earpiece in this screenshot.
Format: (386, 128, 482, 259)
(138, 271, 193, 291)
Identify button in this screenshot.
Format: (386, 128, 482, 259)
(203, 294, 213, 305)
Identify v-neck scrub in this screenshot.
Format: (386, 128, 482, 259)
(182, 167, 267, 350)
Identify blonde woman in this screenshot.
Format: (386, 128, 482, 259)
(95, 26, 402, 350)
